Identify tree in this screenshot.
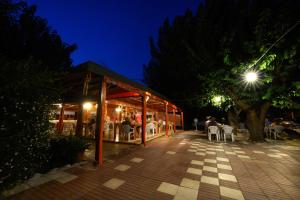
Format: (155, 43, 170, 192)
(0, 58, 60, 190)
(0, 0, 76, 190)
(0, 0, 76, 71)
(144, 0, 300, 141)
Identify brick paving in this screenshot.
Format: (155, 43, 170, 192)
(7, 131, 300, 200)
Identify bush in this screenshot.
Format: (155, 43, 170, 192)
(48, 136, 90, 168)
(0, 0, 75, 191)
(0, 59, 59, 191)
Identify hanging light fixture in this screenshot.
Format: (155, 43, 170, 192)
(83, 102, 92, 110)
(115, 106, 122, 112)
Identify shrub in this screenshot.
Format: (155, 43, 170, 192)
(48, 136, 90, 168)
(0, 0, 75, 191)
(0, 59, 59, 191)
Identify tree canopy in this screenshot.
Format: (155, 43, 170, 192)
(144, 0, 300, 140)
(0, 0, 76, 71)
(0, 0, 76, 190)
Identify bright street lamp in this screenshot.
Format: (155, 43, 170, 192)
(244, 71, 258, 83)
(242, 70, 261, 89)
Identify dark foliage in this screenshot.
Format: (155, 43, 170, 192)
(144, 0, 300, 136)
(48, 136, 90, 169)
(0, 58, 57, 190)
(0, 0, 77, 71)
(0, 0, 76, 190)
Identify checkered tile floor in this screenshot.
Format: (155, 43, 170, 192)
(158, 140, 245, 200)
(7, 131, 300, 200)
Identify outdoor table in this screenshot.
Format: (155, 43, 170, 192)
(267, 125, 284, 140)
(217, 124, 224, 141)
(106, 121, 114, 140)
(113, 122, 122, 141)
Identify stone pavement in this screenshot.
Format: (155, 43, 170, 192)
(7, 131, 300, 200)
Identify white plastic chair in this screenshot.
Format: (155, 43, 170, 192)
(268, 126, 284, 140)
(222, 125, 234, 142)
(122, 124, 134, 141)
(208, 126, 220, 141)
(146, 122, 156, 137)
(127, 127, 134, 141)
(264, 125, 271, 139)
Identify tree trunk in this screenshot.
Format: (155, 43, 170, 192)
(228, 89, 271, 142)
(246, 109, 265, 141)
(245, 102, 271, 141)
(227, 108, 241, 133)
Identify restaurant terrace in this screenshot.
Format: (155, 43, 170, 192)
(51, 61, 184, 165)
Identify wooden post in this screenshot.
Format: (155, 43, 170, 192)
(95, 77, 107, 166)
(76, 72, 91, 136)
(181, 112, 184, 130)
(173, 109, 176, 133)
(141, 95, 147, 146)
(75, 105, 83, 136)
(165, 102, 169, 137)
(155, 112, 159, 133)
(57, 104, 64, 134)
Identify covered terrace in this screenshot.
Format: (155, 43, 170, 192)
(51, 61, 184, 165)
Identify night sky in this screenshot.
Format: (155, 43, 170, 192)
(26, 0, 202, 82)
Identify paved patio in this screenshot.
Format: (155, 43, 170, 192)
(7, 131, 300, 200)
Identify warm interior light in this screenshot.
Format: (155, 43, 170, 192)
(83, 102, 92, 110)
(146, 96, 150, 102)
(53, 103, 62, 108)
(115, 107, 122, 112)
(245, 71, 258, 83)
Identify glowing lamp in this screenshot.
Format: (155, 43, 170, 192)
(115, 107, 122, 112)
(213, 96, 222, 103)
(146, 96, 150, 102)
(245, 71, 258, 83)
(83, 102, 92, 110)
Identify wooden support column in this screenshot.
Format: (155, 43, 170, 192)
(173, 109, 176, 133)
(76, 72, 91, 136)
(75, 105, 83, 136)
(57, 104, 64, 134)
(95, 77, 107, 166)
(181, 112, 184, 130)
(141, 95, 147, 146)
(155, 112, 158, 133)
(165, 102, 169, 137)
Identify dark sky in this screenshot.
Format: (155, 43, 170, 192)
(27, 0, 202, 82)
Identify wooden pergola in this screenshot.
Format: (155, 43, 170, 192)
(57, 61, 184, 166)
